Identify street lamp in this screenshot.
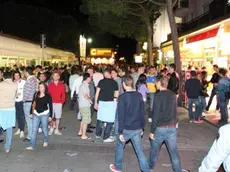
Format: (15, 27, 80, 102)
(87, 38, 92, 43)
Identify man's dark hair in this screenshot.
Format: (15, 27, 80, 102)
(71, 66, 78, 75)
(157, 75, 169, 88)
(25, 66, 33, 75)
(104, 68, 111, 74)
(213, 64, 219, 69)
(111, 68, 118, 73)
(122, 75, 134, 88)
(190, 70, 197, 77)
(36, 65, 42, 69)
(85, 66, 94, 73)
(3, 71, 12, 79)
(169, 63, 176, 70)
(219, 68, 227, 76)
(83, 73, 91, 81)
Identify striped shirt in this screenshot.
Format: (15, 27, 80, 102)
(23, 75, 38, 102)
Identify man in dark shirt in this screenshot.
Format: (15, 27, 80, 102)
(206, 65, 220, 111)
(94, 68, 119, 143)
(167, 63, 179, 96)
(109, 75, 149, 172)
(185, 71, 203, 123)
(149, 76, 182, 172)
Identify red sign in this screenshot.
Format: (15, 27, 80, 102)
(187, 27, 219, 44)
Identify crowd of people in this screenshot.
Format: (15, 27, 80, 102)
(0, 63, 229, 172)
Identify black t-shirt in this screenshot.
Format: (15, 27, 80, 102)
(98, 78, 118, 101)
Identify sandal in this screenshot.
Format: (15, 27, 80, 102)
(77, 134, 82, 137)
(26, 146, 34, 151)
(81, 137, 91, 140)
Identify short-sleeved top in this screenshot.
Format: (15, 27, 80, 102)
(98, 78, 118, 102)
(78, 81, 91, 108)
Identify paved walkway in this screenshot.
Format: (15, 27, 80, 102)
(0, 106, 218, 172)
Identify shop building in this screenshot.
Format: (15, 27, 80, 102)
(0, 33, 76, 67)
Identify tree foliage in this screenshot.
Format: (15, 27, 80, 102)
(0, 1, 79, 52)
(81, 0, 161, 42)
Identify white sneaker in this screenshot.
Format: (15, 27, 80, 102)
(38, 128, 42, 133)
(103, 138, 114, 143)
(95, 135, 101, 139)
(5, 149, 10, 153)
(148, 118, 152, 123)
(14, 129, 20, 136)
(20, 131, 25, 138)
(54, 129, 62, 136)
(43, 142, 48, 147)
(49, 128, 54, 135)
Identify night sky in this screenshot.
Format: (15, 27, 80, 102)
(0, 0, 136, 62)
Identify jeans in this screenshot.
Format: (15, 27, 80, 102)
(23, 102, 33, 139)
(30, 114, 49, 148)
(206, 88, 219, 110)
(4, 127, 13, 150)
(147, 93, 155, 119)
(149, 127, 181, 172)
(199, 96, 206, 115)
(188, 98, 201, 121)
(218, 95, 229, 123)
(114, 110, 119, 136)
(16, 101, 25, 131)
(96, 120, 113, 140)
(115, 129, 149, 172)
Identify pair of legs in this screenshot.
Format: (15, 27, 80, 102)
(78, 107, 91, 139)
(149, 127, 181, 172)
(218, 95, 229, 124)
(147, 93, 155, 119)
(15, 101, 25, 132)
(199, 96, 207, 115)
(27, 114, 49, 150)
(206, 88, 219, 111)
(1, 127, 13, 152)
(23, 102, 32, 140)
(49, 103, 62, 135)
(96, 120, 113, 140)
(188, 98, 201, 121)
(114, 129, 149, 172)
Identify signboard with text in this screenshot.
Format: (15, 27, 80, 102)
(90, 48, 113, 57)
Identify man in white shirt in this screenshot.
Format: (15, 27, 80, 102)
(71, 72, 83, 118)
(14, 71, 26, 138)
(199, 124, 230, 172)
(69, 67, 80, 111)
(93, 67, 104, 87)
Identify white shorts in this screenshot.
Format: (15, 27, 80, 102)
(53, 103, 63, 119)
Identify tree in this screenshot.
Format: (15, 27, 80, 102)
(149, 0, 180, 73)
(81, 0, 161, 65)
(149, 0, 182, 104)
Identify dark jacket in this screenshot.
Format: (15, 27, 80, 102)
(210, 72, 220, 89)
(167, 72, 179, 94)
(117, 91, 145, 134)
(185, 78, 202, 99)
(150, 90, 177, 133)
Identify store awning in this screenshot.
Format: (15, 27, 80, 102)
(186, 27, 219, 44)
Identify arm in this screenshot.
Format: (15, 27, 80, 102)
(199, 127, 230, 172)
(114, 91, 119, 98)
(47, 94, 53, 118)
(140, 98, 145, 129)
(61, 84, 66, 104)
(94, 87, 101, 109)
(71, 80, 76, 98)
(150, 96, 161, 134)
(30, 92, 37, 114)
(117, 97, 125, 134)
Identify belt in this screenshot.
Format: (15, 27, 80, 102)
(23, 101, 32, 103)
(159, 124, 177, 128)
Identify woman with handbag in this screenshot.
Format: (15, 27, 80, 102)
(26, 81, 53, 151)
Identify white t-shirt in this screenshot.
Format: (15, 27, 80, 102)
(71, 76, 83, 98)
(93, 72, 104, 87)
(78, 81, 91, 108)
(16, 79, 26, 102)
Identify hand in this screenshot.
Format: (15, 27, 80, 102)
(48, 117, 52, 122)
(149, 133, 155, 140)
(89, 100, 93, 104)
(29, 114, 33, 119)
(94, 103, 98, 110)
(119, 135, 125, 142)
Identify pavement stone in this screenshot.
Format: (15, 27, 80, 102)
(0, 106, 219, 172)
